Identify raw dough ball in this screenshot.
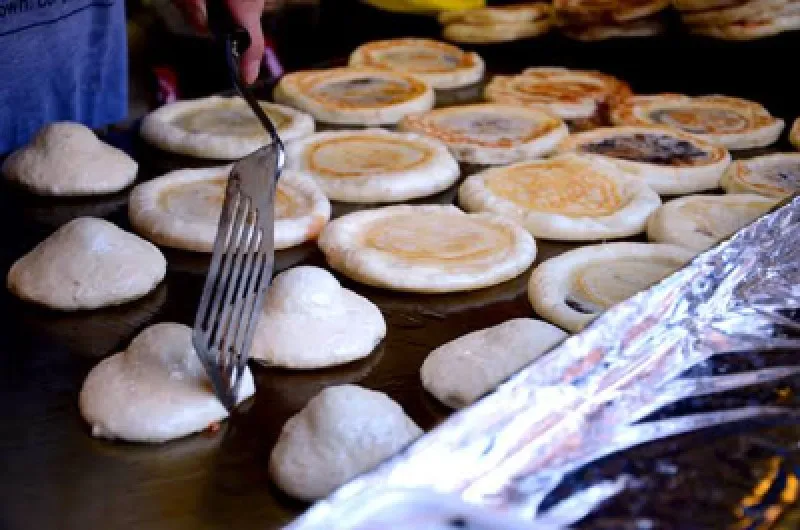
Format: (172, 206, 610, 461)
(252, 266, 386, 369)
(2, 122, 138, 196)
(269, 385, 422, 501)
(79, 322, 256, 443)
(7, 217, 166, 310)
(420, 318, 567, 409)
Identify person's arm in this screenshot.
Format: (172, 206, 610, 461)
(175, 0, 280, 84)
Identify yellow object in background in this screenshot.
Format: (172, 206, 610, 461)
(362, 0, 485, 15)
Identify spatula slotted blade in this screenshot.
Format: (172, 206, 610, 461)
(192, 145, 281, 411)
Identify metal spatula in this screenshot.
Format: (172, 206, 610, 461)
(193, 10, 285, 411)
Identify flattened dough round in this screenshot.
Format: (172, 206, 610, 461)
(438, 2, 552, 24)
(611, 94, 784, 149)
(7, 217, 166, 311)
(689, 15, 800, 40)
(252, 266, 386, 369)
(140, 96, 314, 159)
(317, 204, 537, 293)
(791, 117, 800, 151)
(485, 67, 632, 120)
(443, 19, 552, 43)
(274, 67, 434, 125)
(349, 38, 485, 89)
(397, 103, 568, 165)
(129, 167, 331, 252)
(459, 154, 661, 240)
(79, 323, 255, 443)
(557, 125, 731, 195)
(721, 153, 800, 199)
(554, 0, 669, 23)
(562, 18, 666, 41)
(285, 129, 459, 203)
(647, 194, 775, 251)
(269, 385, 422, 501)
(2, 122, 137, 196)
(528, 242, 694, 332)
(421, 318, 567, 409)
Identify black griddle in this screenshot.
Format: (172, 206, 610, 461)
(2, 13, 800, 529)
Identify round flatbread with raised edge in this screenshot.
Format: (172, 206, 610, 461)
(317, 204, 537, 293)
(139, 96, 314, 160)
(791, 117, 800, 150)
(348, 38, 485, 89)
(557, 125, 731, 195)
(273, 67, 434, 125)
(128, 166, 331, 252)
(528, 242, 694, 332)
(647, 193, 776, 251)
(554, 0, 669, 23)
(681, 0, 788, 25)
(2, 122, 138, 196)
(459, 154, 661, 241)
(397, 103, 567, 165)
(421, 318, 567, 409)
(285, 128, 459, 203)
(611, 94, 784, 149)
(688, 14, 800, 40)
(673, 0, 744, 12)
(485, 67, 632, 120)
(442, 19, 553, 43)
(721, 152, 800, 198)
(438, 2, 552, 24)
(561, 17, 666, 40)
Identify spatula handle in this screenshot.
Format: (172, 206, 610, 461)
(206, 0, 251, 55)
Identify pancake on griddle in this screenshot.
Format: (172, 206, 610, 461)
(485, 67, 631, 121)
(721, 153, 800, 198)
(348, 38, 484, 89)
(397, 103, 568, 165)
(611, 94, 784, 149)
(274, 67, 434, 125)
(557, 125, 731, 194)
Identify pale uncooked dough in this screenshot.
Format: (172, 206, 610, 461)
(2, 122, 138, 196)
(252, 266, 386, 369)
(6, 217, 166, 311)
(79, 322, 256, 443)
(269, 385, 422, 501)
(421, 318, 567, 409)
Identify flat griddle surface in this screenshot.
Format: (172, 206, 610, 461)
(2, 28, 800, 530)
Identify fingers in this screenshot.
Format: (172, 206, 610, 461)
(175, 0, 208, 32)
(226, 0, 267, 84)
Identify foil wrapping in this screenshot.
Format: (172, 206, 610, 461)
(288, 196, 800, 530)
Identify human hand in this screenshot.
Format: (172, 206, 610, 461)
(176, 0, 280, 84)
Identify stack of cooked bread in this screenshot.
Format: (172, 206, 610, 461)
(5, 35, 800, 506)
(436, 0, 800, 41)
(675, 0, 800, 40)
(438, 2, 554, 43)
(553, 0, 669, 40)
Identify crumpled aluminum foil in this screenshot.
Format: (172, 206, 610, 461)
(287, 196, 800, 530)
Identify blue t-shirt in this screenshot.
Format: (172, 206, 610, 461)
(0, 0, 127, 153)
